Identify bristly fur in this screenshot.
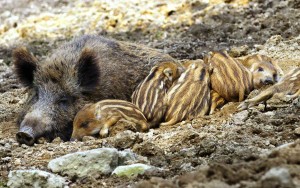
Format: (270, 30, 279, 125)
(132, 61, 183, 127)
(161, 60, 211, 126)
(208, 52, 283, 114)
(13, 35, 175, 144)
(238, 67, 300, 110)
(72, 99, 149, 140)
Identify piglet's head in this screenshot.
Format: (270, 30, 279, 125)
(242, 55, 283, 89)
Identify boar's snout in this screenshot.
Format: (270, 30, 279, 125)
(16, 131, 35, 146)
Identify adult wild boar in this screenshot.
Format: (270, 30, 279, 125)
(13, 35, 174, 145)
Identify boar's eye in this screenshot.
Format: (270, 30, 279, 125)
(80, 121, 89, 128)
(258, 67, 264, 72)
(58, 96, 75, 109)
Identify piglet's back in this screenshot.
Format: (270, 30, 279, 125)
(161, 60, 211, 126)
(208, 52, 253, 102)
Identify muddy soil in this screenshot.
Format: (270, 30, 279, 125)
(0, 0, 299, 187)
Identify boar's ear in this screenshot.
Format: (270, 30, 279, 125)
(13, 47, 38, 87)
(77, 48, 100, 92)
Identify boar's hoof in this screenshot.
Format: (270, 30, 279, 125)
(16, 132, 35, 146)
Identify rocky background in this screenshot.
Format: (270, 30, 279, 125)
(0, 0, 300, 187)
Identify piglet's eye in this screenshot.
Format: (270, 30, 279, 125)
(80, 121, 89, 128)
(258, 67, 264, 72)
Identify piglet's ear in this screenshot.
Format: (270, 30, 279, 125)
(271, 60, 284, 78)
(13, 47, 38, 87)
(77, 48, 100, 92)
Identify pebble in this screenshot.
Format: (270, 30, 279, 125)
(14, 158, 22, 166)
(51, 137, 63, 144)
(294, 127, 300, 136)
(82, 136, 96, 142)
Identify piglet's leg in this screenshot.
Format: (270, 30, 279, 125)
(209, 90, 226, 115)
(238, 86, 276, 110)
(99, 116, 121, 138)
(137, 121, 149, 132)
(277, 89, 300, 102)
(288, 89, 300, 99)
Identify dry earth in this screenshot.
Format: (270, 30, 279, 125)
(0, 0, 299, 187)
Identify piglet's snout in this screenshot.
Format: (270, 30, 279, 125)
(263, 77, 274, 85)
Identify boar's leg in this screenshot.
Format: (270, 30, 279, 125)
(99, 116, 121, 138)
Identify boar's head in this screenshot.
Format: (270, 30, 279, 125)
(13, 47, 100, 145)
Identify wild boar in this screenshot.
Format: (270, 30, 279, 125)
(71, 99, 149, 140)
(206, 52, 281, 114)
(13, 35, 174, 145)
(160, 60, 211, 126)
(131, 61, 184, 127)
(238, 67, 300, 110)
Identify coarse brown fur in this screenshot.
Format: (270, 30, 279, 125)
(131, 61, 184, 127)
(160, 60, 211, 126)
(206, 52, 281, 114)
(238, 67, 300, 110)
(71, 100, 148, 140)
(13, 35, 174, 145)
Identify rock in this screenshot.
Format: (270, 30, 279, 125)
(112, 163, 154, 178)
(261, 167, 295, 188)
(118, 149, 139, 165)
(7, 170, 67, 188)
(232, 110, 249, 125)
(48, 148, 119, 178)
(48, 148, 144, 179)
(294, 128, 300, 136)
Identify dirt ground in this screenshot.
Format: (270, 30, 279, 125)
(0, 0, 299, 187)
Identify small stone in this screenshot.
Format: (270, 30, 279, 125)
(5, 143, 11, 149)
(82, 136, 96, 142)
(261, 167, 295, 188)
(112, 163, 154, 178)
(294, 127, 300, 136)
(37, 137, 47, 144)
(14, 158, 22, 166)
(7, 170, 67, 188)
(21, 144, 28, 149)
(52, 137, 63, 144)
